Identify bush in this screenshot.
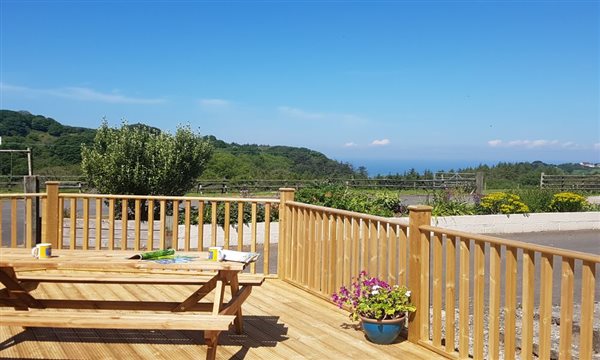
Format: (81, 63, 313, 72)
(548, 192, 589, 212)
(511, 188, 557, 213)
(478, 192, 530, 214)
(429, 188, 475, 216)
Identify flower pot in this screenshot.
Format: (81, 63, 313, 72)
(360, 314, 406, 344)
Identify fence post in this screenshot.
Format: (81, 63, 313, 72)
(278, 188, 295, 278)
(475, 172, 484, 194)
(23, 176, 41, 244)
(44, 181, 60, 248)
(408, 205, 432, 343)
(540, 172, 545, 189)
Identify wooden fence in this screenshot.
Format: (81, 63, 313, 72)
(540, 172, 600, 191)
(2, 184, 598, 358)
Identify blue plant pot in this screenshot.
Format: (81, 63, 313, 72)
(360, 315, 406, 344)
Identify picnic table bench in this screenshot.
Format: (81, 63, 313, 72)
(0, 249, 264, 360)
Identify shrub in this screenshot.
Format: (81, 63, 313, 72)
(429, 188, 475, 216)
(478, 192, 530, 214)
(512, 188, 557, 213)
(548, 192, 589, 212)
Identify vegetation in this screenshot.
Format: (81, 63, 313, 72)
(477, 192, 530, 214)
(548, 192, 589, 212)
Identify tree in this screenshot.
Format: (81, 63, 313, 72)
(81, 121, 213, 196)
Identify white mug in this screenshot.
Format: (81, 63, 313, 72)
(32, 243, 52, 259)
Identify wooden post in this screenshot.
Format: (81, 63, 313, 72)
(278, 188, 295, 278)
(407, 205, 432, 343)
(23, 176, 41, 244)
(44, 181, 60, 248)
(475, 171, 484, 194)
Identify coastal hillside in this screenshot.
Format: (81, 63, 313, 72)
(0, 110, 359, 179)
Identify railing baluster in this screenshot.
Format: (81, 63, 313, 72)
(432, 232, 443, 347)
(368, 219, 377, 276)
(352, 217, 360, 282)
(388, 223, 397, 285)
(121, 199, 127, 250)
(335, 214, 343, 291)
(489, 243, 501, 359)
(95, 198, 102, 250)
(445, 235, 456, 354)
(327, 212, 336, 294)
(237, 202, 243, 251)
(473, 241, 485, 359)
(319, 211, 327, 294)
(25, 197, 33, 248)
(211, 201, 217, 248)
(398, 226, 408, 287)
(0, 199, 3, 247)
(82, 197, 89, 250)
(108, 198, 115, 250)
(134, 199, 141, 251)
(172, 200, 179, 250)
(184, 200, 191, 251)
(579, 261, 596, 359)
(70, 198, 77, 250)
(159, 200, 166, 250)
(264, 203, 271, 275)
(307, 209, 315, 288)
(198, 200, 205, 251)
(11, 198, 17, 248)
(250, 202, 257, 274)
(458, 237, 470, 357)
(504, 246, 518, 360)
(224, 201, 230, 249)
(539, 253, 553, 359)
(147, 199, 154, 250)
(297, 207, 305, 283)
(559, 258, 575, 359)
(378, 221, 387, 281)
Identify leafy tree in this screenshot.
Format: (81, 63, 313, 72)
(81, 121, 213, 196)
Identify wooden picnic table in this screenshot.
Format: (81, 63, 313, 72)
(0, 249, 263, 360)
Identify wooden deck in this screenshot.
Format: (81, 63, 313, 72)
(0, 272, 443, 359)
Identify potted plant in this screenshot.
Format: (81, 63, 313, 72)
(332, 271, 416, 344)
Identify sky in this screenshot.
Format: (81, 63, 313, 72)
(1, 1, 598, 174)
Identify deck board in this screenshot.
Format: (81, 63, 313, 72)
(1, 272, 444, 359)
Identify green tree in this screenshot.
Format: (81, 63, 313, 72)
(81, 121, 213, 196)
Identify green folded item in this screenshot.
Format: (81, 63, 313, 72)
(128, 249, 175, 260)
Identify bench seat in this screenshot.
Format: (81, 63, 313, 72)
(16, 273, 265, 286)
(0, 309, 236, 331)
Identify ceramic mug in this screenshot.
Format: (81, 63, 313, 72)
(208, 246, 223, 261)
(32, 243, 52, 259)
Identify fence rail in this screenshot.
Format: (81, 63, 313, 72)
(540, 172, 600, 191)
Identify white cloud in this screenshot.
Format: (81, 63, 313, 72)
(0, 82, 165, 104)
(278, 106, 324, 120)
(488, 139, 502, 147)
(370, 139, 390, 146)
(198, 98, 231, 108)
(594, 143, 600, 150)
(344, 142, 357, 147)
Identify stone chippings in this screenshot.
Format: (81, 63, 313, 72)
(431, 302, 600, 359)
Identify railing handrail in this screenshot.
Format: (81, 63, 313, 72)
(57, 193, 280, 203)
(421, 224, 600, 263)
(286, 200, 407, 226)
(0, 193, 46, 198)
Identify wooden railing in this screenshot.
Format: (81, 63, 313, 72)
(279, 191, 599, 359)
(279, 200, 409, 300)
(0, 182, 280, 275)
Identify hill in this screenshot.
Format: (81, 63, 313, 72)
(0, 110, 360, 179)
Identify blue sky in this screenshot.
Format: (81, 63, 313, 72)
(1, 1, 598, 173)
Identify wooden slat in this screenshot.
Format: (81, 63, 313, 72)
(458, 237, 470, 357)
(398, 226, 408, 287)
(420, 228, 431, 341)
(521, 249, 535, 360)
(360, 218, 368, 272)
(343, 216, 351, 287)
(82, 198, 89, 250)
(184, 200, 191, 251)
(172, 200, 179, 250)
(211, 201, 217, 247)
(0, 309, 235, 331)
(224, 202, 230, 249)
(378, 222, 388, 281)
(146, 199, 154, 250)
(579, 261, 596, 359)
(290, 206, 297, 281)
(538, 253, 553, 359)
(284, 202, 293, 280)
(0, 199, 3, 247)
(121, 199, 128, 250)
(319, 211, 327, 294)
(108, 198, 115, 250)
(488, 243, 501, 359)
(307, 209, 315, 289)
(159, 200, 166, 250)
(368, 219, 377, 276)
(25, 197, 33, 248)
(432, 232, 443, 347)
(445, 235, 456, 354)
(388, 223, 397, 285)
(264, 203, 271, 275)
(237, 202, 243, 251)
(559, 257, 574, 359)
(504, 246, 518, 360)
(352, 217, 360, 281)
(134, 199, 141, 251)
(327, 213, 336, 294)
(70, 198, 77, 250)
(335, 215, 343, 291)
(473, 241, 485, 359)
(198, 200, 205, 251)
(250, 202, 257, 274)
(95, 198, 102, 250)
(58, 197, 64, 248)
(10, 198, 17, 248)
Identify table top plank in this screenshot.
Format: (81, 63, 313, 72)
(0, 249, 246, 272)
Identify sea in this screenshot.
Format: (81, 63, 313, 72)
(342, 159, 497, 177)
